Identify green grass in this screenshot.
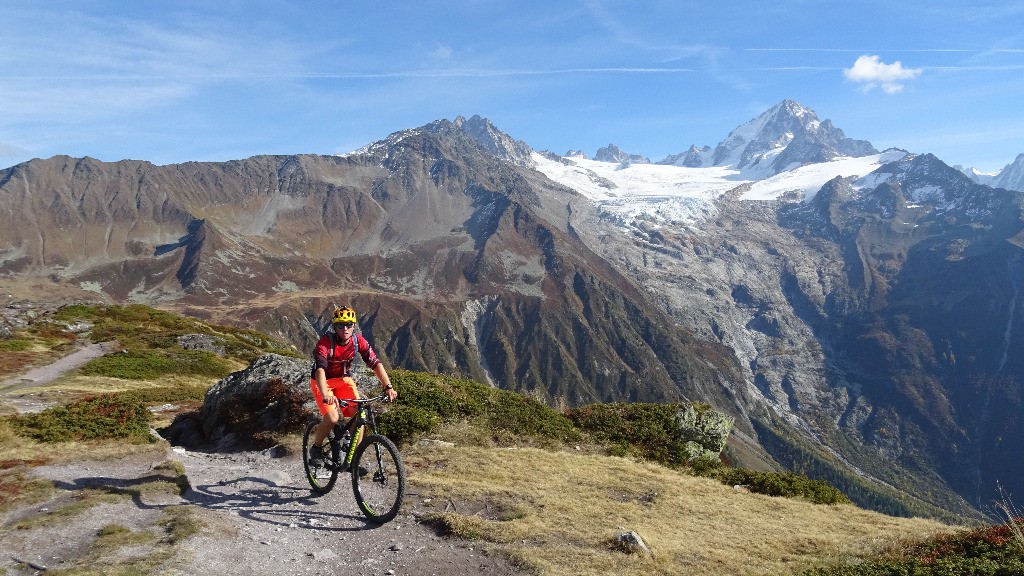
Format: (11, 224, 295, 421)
(56, 303, 301, 365)
(158, 505, 203, 544)
(0, 338, 33, 352)
(93, 524, 158, 551)
(0, 470, 56, 514)
(7, 394, 154, 443)
(80, 349, 231, 380)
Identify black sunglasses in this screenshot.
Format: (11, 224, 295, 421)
(334, 322, 354, 329)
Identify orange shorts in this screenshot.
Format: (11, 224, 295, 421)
(310, 376, 359, 418)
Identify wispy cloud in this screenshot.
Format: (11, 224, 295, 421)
(843, 55, 922, 93)
(0, 141, 29, 156)
(0, 68, 701, 81)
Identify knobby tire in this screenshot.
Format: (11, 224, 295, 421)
(351, 434, 406, 524)
(303, 420, 340, 494)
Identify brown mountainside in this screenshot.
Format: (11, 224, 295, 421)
(0, 126, 743, 415)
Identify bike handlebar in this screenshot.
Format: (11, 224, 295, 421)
(323, 394, 392, 407)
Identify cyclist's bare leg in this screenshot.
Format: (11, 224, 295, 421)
(313, 404, 340, 446)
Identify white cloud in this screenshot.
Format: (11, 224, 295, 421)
(0, 141, 28, 156)
(843, 55, 922, 93)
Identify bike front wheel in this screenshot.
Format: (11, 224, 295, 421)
(303, 420, 340, 494)
(351, 434, 406, 524)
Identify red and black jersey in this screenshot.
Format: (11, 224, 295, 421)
(312, 332, 380, 379)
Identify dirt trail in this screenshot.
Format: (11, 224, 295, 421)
(2, 442, 525, 576)
(2, 341, 121, 390)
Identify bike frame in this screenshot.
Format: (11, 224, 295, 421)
(332, 395, 385, 471)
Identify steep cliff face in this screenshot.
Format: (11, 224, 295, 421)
(566, 148, 1024, 516)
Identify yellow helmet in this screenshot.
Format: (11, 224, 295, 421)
(332, 306, 357, 324)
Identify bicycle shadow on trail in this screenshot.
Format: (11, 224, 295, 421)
(51, 471, 384, 534)
(185, 474, 385, 533)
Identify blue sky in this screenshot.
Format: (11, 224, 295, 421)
(2, 1, 1022, 173)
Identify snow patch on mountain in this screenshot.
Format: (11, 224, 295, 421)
(534, 149, 907, 226)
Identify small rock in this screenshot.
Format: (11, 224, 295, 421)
(615, 531, 651, 555)
(416, 439, 455, 448)
(313, 548, 338, 562)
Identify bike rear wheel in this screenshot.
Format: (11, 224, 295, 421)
(303, 420, 340, 493)
(351, 434, 406, 523)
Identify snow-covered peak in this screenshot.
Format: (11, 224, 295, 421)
(659, 145, 712, 168)
(652, 100, 877, 180)
(448, 115, 535, 167)
(956, 165, 998, 185)
(707, 100, 876, 176)
(991, 153, 1024, 192)
(350, 115, 535, 167)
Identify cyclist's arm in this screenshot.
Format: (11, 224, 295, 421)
(373, 363, 397, 401)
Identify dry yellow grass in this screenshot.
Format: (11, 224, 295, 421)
(405, 444, 959, 576)
(19, 372, 220, 396)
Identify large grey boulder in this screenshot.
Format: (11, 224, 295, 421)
(676, 403, 734, 463)
(162, 353, 313, 449)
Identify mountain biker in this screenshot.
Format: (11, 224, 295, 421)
(309, 306, 397, 467)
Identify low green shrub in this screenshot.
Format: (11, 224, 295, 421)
(567, 402, 686, 465)
(55, 303, 299, 364)
(379, 406, 442, 444)
(53, 304, 100, 322)
(390, 370, 487, 419)
(0, 338, 32, 352)
(485, 389, 579, 442)
(80, 349, 231, 380)
(718, 468, 851, 505)
(385, 370, 579, 445)
(8, 395, 153, 443)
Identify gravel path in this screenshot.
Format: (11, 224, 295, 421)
(1, 341, 122, 414)
(165, 445, 524, 576)
(1, 443, 528, 576)
(2, 341, 121, 391)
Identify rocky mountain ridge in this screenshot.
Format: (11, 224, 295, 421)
(991, 153, 1024, 192)
(2, 102, 1023, 518)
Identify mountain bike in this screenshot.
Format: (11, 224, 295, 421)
(301, 394, 406, 524)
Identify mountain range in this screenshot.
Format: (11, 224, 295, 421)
(2, 100, 1023, 520)
(958, 153, 1024, 192)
